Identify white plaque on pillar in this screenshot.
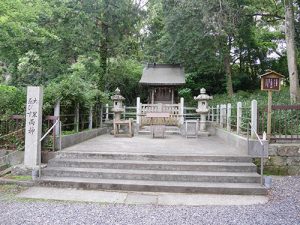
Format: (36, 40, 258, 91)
(24, 86, 43, 168)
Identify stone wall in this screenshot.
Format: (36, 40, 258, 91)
(265, 144, 300, 175)
(55, 127, 108, 149)
(0, 150, 24, 166)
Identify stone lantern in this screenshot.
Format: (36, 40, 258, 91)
(111, 87, 125, 121)
(194, 88, 213, 133)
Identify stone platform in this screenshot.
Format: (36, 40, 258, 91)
(61, 134, 248, 156)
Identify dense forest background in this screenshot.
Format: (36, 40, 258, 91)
(0, 0, 300, 108)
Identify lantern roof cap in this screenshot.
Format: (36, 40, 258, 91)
(111, 87, 125, 100)
(194, 88, 213, 100)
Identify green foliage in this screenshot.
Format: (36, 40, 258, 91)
(0, 0, 298, 107)
(16, 51, 44, 86)
(44, 74, 108, 113)
(105, 58, 144, 105)
(210, 87, 291, 107)
(0, 85, 25, 119)
(142, 0, 297, 97)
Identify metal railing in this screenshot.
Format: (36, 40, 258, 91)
(39, 119, 61, 178)
(247, 122, 265, 186)
(258, 105, 300, 141)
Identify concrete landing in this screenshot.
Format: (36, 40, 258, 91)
(17, 187, 268, 206)
(62, 134, 247, 156)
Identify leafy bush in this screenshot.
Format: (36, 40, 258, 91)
(104, 58, 144, 105)
(0, 85, 26, 119)
(210, 87, 291, 107)
(44, 73, 108, 113)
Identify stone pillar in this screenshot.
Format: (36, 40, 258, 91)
(227, 103, 231, 131)
(251, 100, 258, 138)
(216, 105, 220, 124)
(220, 104, 225, 128)
(180, 97, 184, 125)
(136, 97, 141, 125)
(158, 103, 162, 112)
(151, 89, 155, 104)
(100, 105, 103, 127)
(54, 100, 60, 136)
(24, 86, 43, 168)
(199, 114, 206, 131)
(105, 103, 109, 121)
(89, 106, 93, 130)
(237, 102, 242, 135)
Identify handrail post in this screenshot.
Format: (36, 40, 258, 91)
(39, 119, 59, 179)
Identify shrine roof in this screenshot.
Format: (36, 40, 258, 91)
(139, 64, 185, 86)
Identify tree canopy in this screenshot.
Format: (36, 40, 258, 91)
(0, 0, 299, 106)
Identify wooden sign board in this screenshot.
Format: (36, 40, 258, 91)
(259, 70, 284, 91)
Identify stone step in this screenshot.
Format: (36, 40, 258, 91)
(56, 152, 253, 163)
(42, 167, 261, 183)
(138, 126, 181, 135)
(137, 130, 151, 135)
(39, 176, 267, 195)
(48, 158, 257, 172)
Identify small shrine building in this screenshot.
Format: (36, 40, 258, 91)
(139, 64, 185, 104)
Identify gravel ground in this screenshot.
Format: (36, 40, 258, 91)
(0, 176, 299, 225)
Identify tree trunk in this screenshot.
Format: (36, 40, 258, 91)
(99, 0, 109, 90)
(285, 0, 300, 103)
(224, 36, 234, 97)
(100, 22, 108, 76)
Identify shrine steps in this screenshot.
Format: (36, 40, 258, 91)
(46, 158, 257, 172)
(39, 152, 267, 195)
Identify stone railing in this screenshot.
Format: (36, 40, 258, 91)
(209, 100, 258, 139)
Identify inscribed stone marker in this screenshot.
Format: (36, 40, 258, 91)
(24, 86, 43, 168)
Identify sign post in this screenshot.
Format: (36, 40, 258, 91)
(267, 90, 272, 140)
(259, 70, 284, 140)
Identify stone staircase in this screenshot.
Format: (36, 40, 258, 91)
(40, 152, 267, 195)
